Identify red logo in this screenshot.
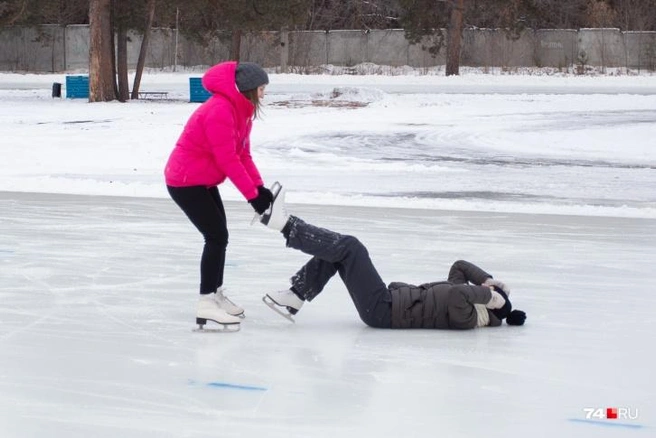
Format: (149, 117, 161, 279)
(606, 408, 618, 419)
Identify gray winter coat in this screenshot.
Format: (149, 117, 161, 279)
(389, 260, 503, 329)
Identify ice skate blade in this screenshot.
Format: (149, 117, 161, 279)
(193, 317, 241, 333)
(260, 182, 283, 227)
(250, 182, 282, 227)
(262, 295, 296, 323)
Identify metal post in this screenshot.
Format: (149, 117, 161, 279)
(174, 7, 179, 72)
(280, 27, 288, 73)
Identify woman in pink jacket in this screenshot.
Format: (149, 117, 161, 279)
(165, 61, 272, 331)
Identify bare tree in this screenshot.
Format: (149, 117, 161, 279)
(585, 0, 616, 27)
(303, 0, 400, 30)
(610, 0, 656, 30)
(446, 0, 464, 75)
(398, 0, 466, 75)
(131, 0, 156, 99)
(88, 0, 115, 102)
(0, 0, 29, 25)
(116, 24, 129, 101)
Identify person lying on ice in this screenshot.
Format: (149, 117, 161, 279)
(258, 183, 527, 329)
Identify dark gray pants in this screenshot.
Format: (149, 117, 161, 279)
(284, 216, 392, 328)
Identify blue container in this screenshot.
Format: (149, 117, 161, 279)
(189, 77, 211, 103)
(65, 75, 89, 99)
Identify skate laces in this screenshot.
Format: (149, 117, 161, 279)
(215, 289, 227, 301)
(216, 288, 236, 306)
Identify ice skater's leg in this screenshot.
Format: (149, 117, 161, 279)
(283, 216, 392, 327)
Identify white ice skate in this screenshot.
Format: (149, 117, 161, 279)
(261, 182, 289, 231)
(262, 289, 304, 323)
(194, 294, 241, 332)
(214, 287, 245, 318)
(251, 182, 289, 231)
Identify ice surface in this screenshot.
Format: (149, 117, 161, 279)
(1, 192, 654, 437)
(1, 72, 655, 437)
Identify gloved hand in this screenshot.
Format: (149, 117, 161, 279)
(248, 185, 273, 215)
(483, 278, 510, 295)
(257, 185, 273, 203)
(485, 288, 506, 309)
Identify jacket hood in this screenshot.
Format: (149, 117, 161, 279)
(202, 61, 240, 97)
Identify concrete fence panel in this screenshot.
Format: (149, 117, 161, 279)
(327, 30, 367, 66)
(461, 29, 494, 67)
(406, 30, 447, 67)
(0, 26, 64, 71)
(145, 28, 176, 69)
(240, 31, 282, 68)
(65, 25, 89, 71)
(2, 25, 656, 73)
(578, 28, 625, 68)
(462, 29, 536, 68)
(367, 30, 409, 66)
(535, 29, 578, 68)
(0, 27, 22, 70)
(624, 31, 656, 71)
(177, 33, 231, 67)
(288, 31, 327, 68)
(505, 30, 536, 67)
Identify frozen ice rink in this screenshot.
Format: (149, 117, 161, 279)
(1, 192, 654, 437)
(1, 71, 655, 437)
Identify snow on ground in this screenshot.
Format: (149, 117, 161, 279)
(1, 70, 655, 217)
(1, 70, 655, 437)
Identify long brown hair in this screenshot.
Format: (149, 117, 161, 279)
(241, 88, 263, 119)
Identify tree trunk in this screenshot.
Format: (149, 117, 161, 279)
(446, 0, 465, 76)
(116, 26, 129, 102)
(230, 29, 242, 61)
(89, 0, 116, 102)
(131, 0, 156, 100)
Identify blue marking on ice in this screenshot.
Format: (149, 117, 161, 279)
(206, 382, 267, 391)
(568, 418, 645, 429)
(188, 379, 266, 391)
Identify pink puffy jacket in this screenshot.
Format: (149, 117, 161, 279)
(164, 61, 263, 200)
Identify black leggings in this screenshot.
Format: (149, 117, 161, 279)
(167, 185, 228, 294)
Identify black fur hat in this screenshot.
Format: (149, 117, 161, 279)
(491, 287, 511, 320)
(507, 310, 527, 326)
(491, 287, 526, 326)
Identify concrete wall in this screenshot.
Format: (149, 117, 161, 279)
(64, 25, 89, 70)
(535, 29, 578, 68)
(288, 31, 327, 68)
(327, 30, 367, 66)
(1, 25, 654, 72)
(578, 28, 625, 68)
(462, 29, 535, 67)
(0, 25, 65, 71)
(367, 29, 410, 66)
(240, 31, 282, 68)
(624, 31, 656, 70)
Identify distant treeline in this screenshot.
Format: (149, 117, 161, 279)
(1, 0, 655, 35)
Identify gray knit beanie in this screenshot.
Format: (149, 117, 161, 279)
(235, 62, 269, 92)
